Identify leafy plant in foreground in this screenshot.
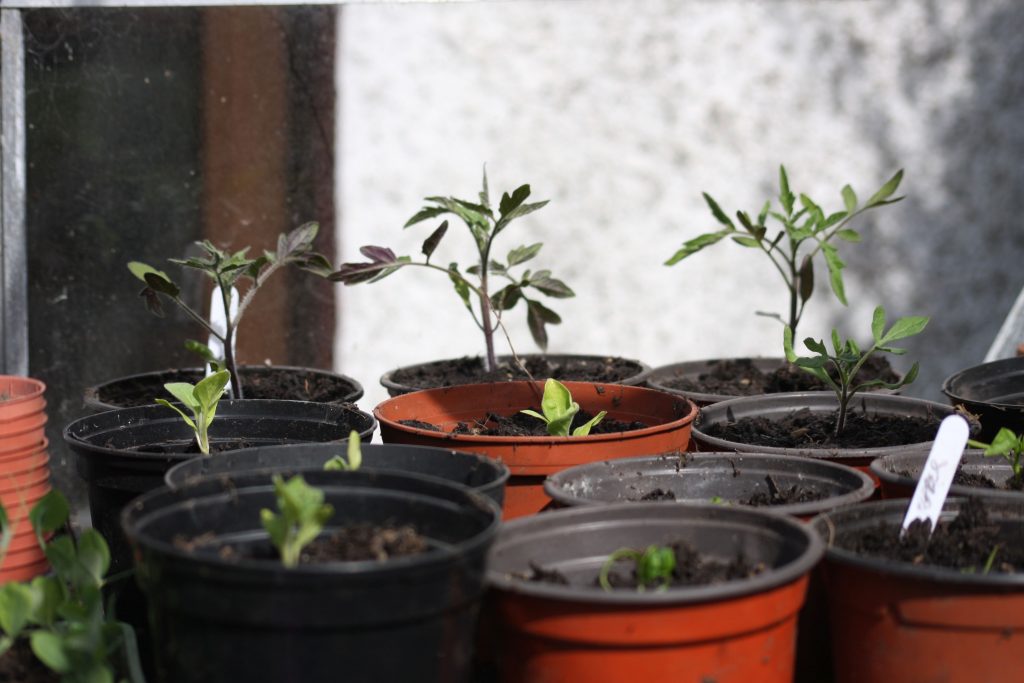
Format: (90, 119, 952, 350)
(155, 369, 230, 455)
(666, 166, 904, 335)
(784, 305, 928, 437)
(324, 430, 363, 471)
(0, 492, 144, 683)
(128, 222, 331, 397)
(330, 170, 574, 372)
(520, 378, 607, 437)
(260, 474, 334, 568)
(599, 544, 676, 592)
(968, 428, 1024, 488)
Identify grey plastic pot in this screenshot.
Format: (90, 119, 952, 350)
(83, 364, 364, 412)
(809, 496, 1024, 682)
(692, 391, 963, 471)
(645, 357, 788, 405)
(484, 502, 824, 683)
(380, 353, 650, 396)
(123, 469, 501, 683)
(164, 442, 510, 509)
(544, 452, 874, 519)
(870, 449, 1023, 501)
(942, 356, 1024, 442)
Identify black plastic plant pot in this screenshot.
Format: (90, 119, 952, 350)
(870, 449, 1023, 501)
(380, 353, 650, 396)
(65, 399, 376, 574)
(544, 452, 875, 519)
(122, 469, 500, 683)
(645, 358, 788, 405)
(484, 503, 824, 682)
(164, 442, 510, 509)
(809, 497, 1024, 682)
(692, 392, 963, 471)
(83, 364, 364, 412)
(942, 356, 1024, 442)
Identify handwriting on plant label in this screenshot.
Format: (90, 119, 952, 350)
(901, 415, 970, 537)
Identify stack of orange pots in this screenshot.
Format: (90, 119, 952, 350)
(0, 376, 50, 582)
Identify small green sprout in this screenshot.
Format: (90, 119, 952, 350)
(599, 544, 676, 592)
(520, 378, 607, 437)
(0, 492, 145, 682)
(260, 474, 334, 568)
(666, 166, 903, 336)
(969, 428, 1024, 487)
(709, 495, 726, 505)
(784, 305, 927, 437)
(155, 369, 231, 455)
(324, 431, 363, 471)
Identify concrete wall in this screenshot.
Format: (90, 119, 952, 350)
(336, 0, 1024, 410)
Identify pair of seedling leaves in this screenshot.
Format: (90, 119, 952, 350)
(521, 378, 607, 437)
(970, 428, 1024, 488)
(668, 166, 904, 335)
(332, 171, 574, 368)
(0, 492, 143, 683)
(128, 222, 331, 398)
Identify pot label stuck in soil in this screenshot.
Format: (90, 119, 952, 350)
(901, 415, 970, 536)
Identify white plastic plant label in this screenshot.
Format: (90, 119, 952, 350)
(206, 286, 238, 379)
(900, 414, 970, 537)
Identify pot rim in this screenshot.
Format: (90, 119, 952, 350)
(485, 501, 823, 605)
(543, 451, 875, 515)
(941, 356, 1024, 409)
(122, 469, 502, 580)
(810, 496, 1024, 586)
(869, 449, 1024, 500)
(375, 380, 696, 445)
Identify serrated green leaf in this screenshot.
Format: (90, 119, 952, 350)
(507, 243, 542, 266)
(499, 184, 531, 216)
(702, 193, 735, 228)
(880, 315, 929, 344)
(804, 337, 827, 355)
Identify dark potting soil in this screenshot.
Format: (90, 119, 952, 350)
(833, 497, 1023, 572)
(663, 356, 899, 397)
(704, 407, 939, 449)
(0, 640, 58, 683)
(389, 355, 642, 390)
(98, 366, 358, 406)
(118, 437, 260, 455)
(174, 523, 429, 564)
(403, 409, 646, 437)
(633, 488, 677, 502)
(518, 540, 765, 589)
(744, 474, 825, 506)
(895, 468, 1024, 491)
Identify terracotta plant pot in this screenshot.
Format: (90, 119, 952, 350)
(870, 449, 1023, 500)
(83, 364, 364, 412)
(164, 442, 510, 509)
(692, 391, 962, 476)
(123, 469, 500, 683)
(544, 452, 874, 520)
(942, 356, 1024, 442)
(485, 503, 823, 683)
(0, 375, 46, 422)
(810, 496, 1024, 682)
(380, 353, 651, 396)
(375, 381, 697, 518)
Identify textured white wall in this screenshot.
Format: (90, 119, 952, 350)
(336, 0, 1024, 411)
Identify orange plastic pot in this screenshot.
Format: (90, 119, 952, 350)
(0, 412, 47, 454)
(375, 381, 697, 518)
(0, 453, 49, 493)
(0, 376, 45, 422)
(0, 557, 49, 582)
(485, 503, 823, 682)
(0, 438, 48, 465)
(811, 497, 1024, 682)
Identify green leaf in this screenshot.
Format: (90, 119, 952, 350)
(447, 267, 473, 312)
(490, 285, 522, 311)
(664, 229, 731, 265)
(526, 300, 556, 349)
(822, 245, 847, 305)
(702, 193, 735, 228)
(0, 583, 33, 637)
(479, 166, 491, 209)
(865, 169, 904, 207)
(841, 184, 857, 213)
(193, 370, 230, 411)
(798, 255, 814, 304)
(529, 272, 574, 298)
(31, 630, 71, 673)
(161, 382, 198, 409)
(507, 243, 543, 266)
(783, 326, 798, 362)
(731, 236, 761, 248)
(76, 530, 111, 586)
(778, 166, 795, 215)
(986, 428, 1020, 457)
(757, 200, 771, 226)
(403, 206, 448, 228)
(870, 306, 886, 342)
(421, 221, 449, 262)
(499, 184, 531, 216)
(804, 338, 828, 355)
(155, 399, 196, 431)
(880, 315, 929, 344)
(836, 229, 861, 242)
(346, 431, 362, 471)
(29, 491, 69, 545)
(184, 340, 218, 363)
(573, 410, 607, 437)
(142, 271, 180, 297)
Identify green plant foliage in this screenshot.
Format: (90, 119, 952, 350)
(324, 431, 363, 471)
(128, 222, 331, 397)
(329, 169, 574, 371)
(155, 369, 230, 455)
(520, 378, 607, 437)
(260, 475, 334, 568)
(599, 544, 676, 592)
(666, 166, 904, 335)
(783, 305, 927, 437)
(0, 491, 144, 683)
(969, 428, 1024, 486)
